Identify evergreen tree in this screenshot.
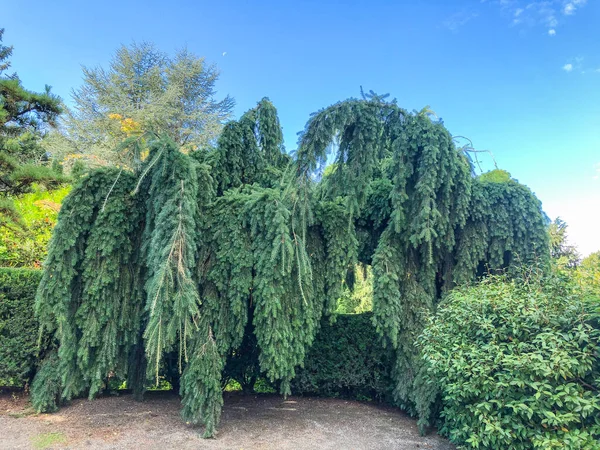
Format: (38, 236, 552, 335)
(548, 217, 580, 268)
(0, 28, 64, 227)
(33, 93, 549, 438)
(296, 95, 548, 432)
(49, 42, 234, 169)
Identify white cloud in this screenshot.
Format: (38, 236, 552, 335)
(488, 0, 588, 33)
(563, 0, 587, 15)
(564, 3, 575, 14)
(561, 56, 591, 74)
(443, 11, 479, 32)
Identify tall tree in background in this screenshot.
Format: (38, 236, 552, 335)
(47, 42, 234, 169)
(577, 251, 600, 295)
(548, 217, 580, 268)
(0, 28, 64, 227)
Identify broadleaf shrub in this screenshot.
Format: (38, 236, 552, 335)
(0, 268, 43, 387)
(421, 274, 600, 449)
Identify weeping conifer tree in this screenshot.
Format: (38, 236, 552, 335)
(32, 94, 549, 437)
(295, 91, 549, 431)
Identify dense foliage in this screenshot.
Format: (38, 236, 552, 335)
(0, 268, 44, 387)
(421, 274, 600, 449)
(292, 313, 393, 401)
(296, 94, 549, 431)
(0, 186, 70, 267)
(32, 93, 549, 437)
(0, 268, 393, 403)
(0, 29, 65, 228)
(578, 252, 600, 295)
(335, 264, 373, 314)
(45, 42, 235, 170)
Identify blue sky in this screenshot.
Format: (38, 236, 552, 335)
(4, 0, 599, 255)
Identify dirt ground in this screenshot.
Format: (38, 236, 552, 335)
(0, 391, 454, 450)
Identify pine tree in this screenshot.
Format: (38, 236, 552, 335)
(0, 28, 64, 227)
(52, 42, 235, 169)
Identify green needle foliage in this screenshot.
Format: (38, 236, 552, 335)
(142, 138, 201, 383)
(180, 326, 224, 438)
(0, 29, 65, 228)
(33, 94, 549, 437)
(296, 94, 548, 432)
(35, 168, 142, 402)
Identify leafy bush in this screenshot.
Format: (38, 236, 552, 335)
(292, 313, 394, 401)
(0, 268, 43, 387)
(335, 265, 373, 314)
(0, 187, 69, 268)
(421, 274, 600, 449)
(578, 251, 600, 296)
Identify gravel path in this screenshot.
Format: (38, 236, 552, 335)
(0, 391, 454, 449)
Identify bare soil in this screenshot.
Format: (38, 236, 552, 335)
(0, 391, 454, 449)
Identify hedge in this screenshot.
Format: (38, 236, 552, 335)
(0, 268, 43, 388)
(291, 312, 394, 401)
(222, 313, 395, 401)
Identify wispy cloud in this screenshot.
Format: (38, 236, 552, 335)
(482, 0, 588, 35)
(562, 56, 588, 73)
(443, 11, 479, 32)
(564, 0, 587, 16)
(593, 162, 600, 180)
(562, 57, 600, 75)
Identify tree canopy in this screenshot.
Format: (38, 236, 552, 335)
(46, 42, 235, 170)
(32, 94, 549, 437)
(548, 217, 581, 269)
(0, 28, 64, 228)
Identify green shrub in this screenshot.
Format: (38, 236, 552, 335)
(577, 251, 600, 296)
(421, 274, 600, 449)
(292, 312, 394, 401)
(160, 313, 393, 401)
(0, 187, 70, 268)
(335, 265, 373, 314)
(0, 268, 43, 387)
